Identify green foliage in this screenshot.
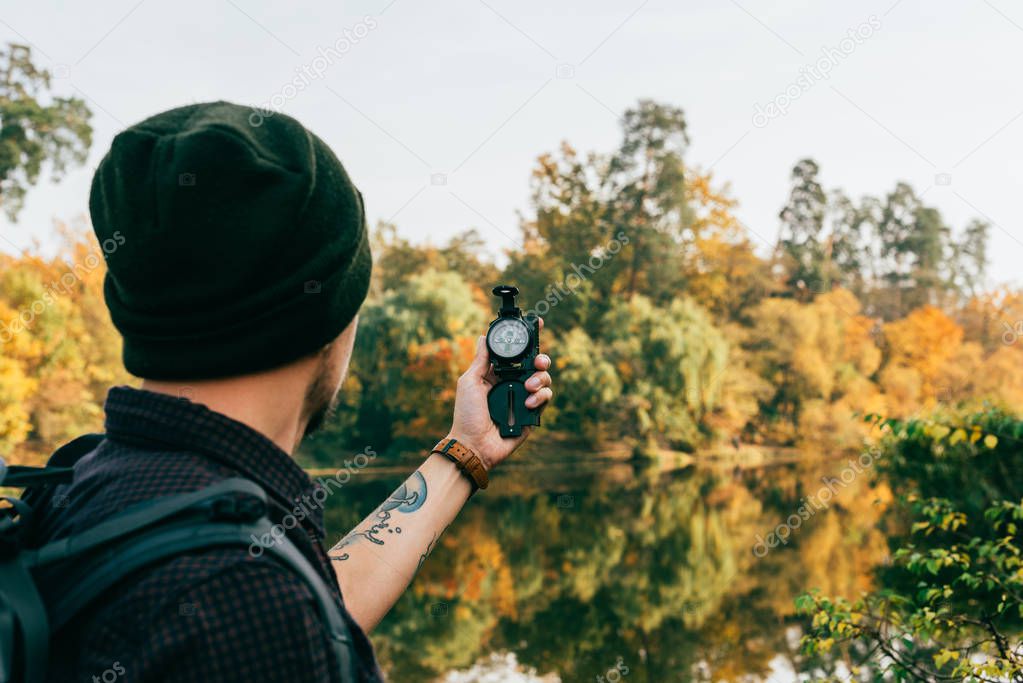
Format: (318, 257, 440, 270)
(799, 411, 1023, 680)
(601, 295, 727, 450)
(542, 327, 621, 445)
(605, 100, 693, 300)
(0, 44, 92, 220)
(310, 267, 487, 456)
(799, 496, 1023, 681)
(778, 158, 830, 298)
(869, 410, 1022, 515)
(778, 159, 990, 320)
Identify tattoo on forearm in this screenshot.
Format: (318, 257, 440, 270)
(415, 532, 439, 576)
(330, 472, 428, 562)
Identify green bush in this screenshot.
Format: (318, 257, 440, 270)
(798, 410, 1023, 681)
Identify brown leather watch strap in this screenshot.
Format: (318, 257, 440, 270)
(432, 438, 489, 491)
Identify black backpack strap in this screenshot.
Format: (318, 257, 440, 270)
(24, 478, 357, 681)
(46, 433, 105, 469)
(28, 478, 267, 567)
(11, 433, 105, 509)
(0, 466, 74, 489)
(0, 434, 107, 683)
(0, 558, 49, 683)
(0, 431, 101, 489)
(43, 520, 356, 679)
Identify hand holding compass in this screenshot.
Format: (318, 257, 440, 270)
(445, 285, 551, 469)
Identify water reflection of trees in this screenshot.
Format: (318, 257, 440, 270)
(324, 457, 890, 681)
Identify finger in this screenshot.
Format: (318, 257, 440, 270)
(537, 316, 544, 331)
(533, 354, 551, 371)
(525, 371, 551, 392)
(464, 335, 490, 378)
(525, 386, 552, 409)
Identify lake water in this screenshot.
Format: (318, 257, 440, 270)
(321, 447, 890, 682)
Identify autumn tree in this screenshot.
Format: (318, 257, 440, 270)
(958, 287, 1023, 352)
(502, 141, 611, 333)
(0, 227, 128, 463)
(746, 289, 883, 445)
(506, 101, 695, 334)
(879, 304, 963, 411)
(370, 222, 498, 296)
(307, 268, 488, 457)
(684, 170, 775, 322)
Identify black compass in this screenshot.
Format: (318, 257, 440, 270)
(485, 285, 542, 438)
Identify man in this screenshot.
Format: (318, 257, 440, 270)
(35, 101, 553, 681)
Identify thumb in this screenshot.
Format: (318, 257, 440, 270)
(466, 335, 490, 377)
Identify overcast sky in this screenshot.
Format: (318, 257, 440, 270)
(2, 0, 1021, 286)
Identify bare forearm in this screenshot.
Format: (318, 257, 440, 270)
(328, 452, 473, 631)
(329, 331, 553, 632)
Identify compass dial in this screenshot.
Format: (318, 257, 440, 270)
(487, 318, 530, 358)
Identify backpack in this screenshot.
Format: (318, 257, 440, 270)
(0, 434, 358, 683)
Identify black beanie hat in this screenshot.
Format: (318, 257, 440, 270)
(90, 101, 372, 380)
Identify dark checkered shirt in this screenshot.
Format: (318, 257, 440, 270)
(34, 386, 383, 682)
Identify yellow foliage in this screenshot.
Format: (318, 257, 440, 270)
(0, 225, 130, 464)
(878, 364, 922, 415)
(684, 170, 774, 318)
(958, 287, 1023, 352)
(974, 346, 1023, 408)
(0, 355, 35, 453)
(883, 306, 963, 395)
(748, 288, 884, 445)
(842, 315, 882, 377)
